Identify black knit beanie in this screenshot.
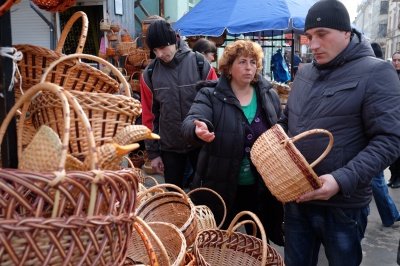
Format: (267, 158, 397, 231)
(304, 0, 352, 32)
(145, 19, 177, 52)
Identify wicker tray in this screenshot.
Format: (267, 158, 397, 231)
(250, 124, 333, 202)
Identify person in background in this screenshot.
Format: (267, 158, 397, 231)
(292, 50, 302, 76)
(369, 43, 400, 226)
(140, 19, 218, 189)
(192, 38, 217, 63)
(181, 39, 284, 245)
(389, 51, 400, 189)
(279, 1, 400, 265)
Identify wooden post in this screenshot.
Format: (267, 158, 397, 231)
(0, 9, 18, 168)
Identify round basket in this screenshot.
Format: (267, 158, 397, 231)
(110, 19, 121, 32)
(32, 53, 141, 158)
(100, 18, 111, 31)
(120, 28, 132, 42)
(129, 72, 141, 93)
(116, 37, 138, 56)
(107, 29, 118, 41)
(127, 46, 149, 67)
(136, 183, 198, 247)
(250, 124, 333, 202)
(193, 211, 284, 266)
(0, 83, 138, 265)
(128, 217, 187, 266)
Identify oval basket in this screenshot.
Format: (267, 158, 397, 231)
(193, 211, 284, 266)
(135, 183, 198, 247)
(250, 124, 333, 202)
(0, 83, 138, 265)
(30, 53, 141, 158)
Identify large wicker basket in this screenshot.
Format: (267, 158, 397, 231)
(0, 83, 138, 265)
(193, 211, 284, 266)
(29, 54, 141, 158)
(13, 11, 120, 101)
(250, 124, 333, 202)
(31, 0, 77, 12)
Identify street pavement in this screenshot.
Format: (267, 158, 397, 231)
(144, 167, 400, 265)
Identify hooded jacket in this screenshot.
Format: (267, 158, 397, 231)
(181, 74, 282, 211)
(279, 30, 400, 208)
(140, 40, 217, 159)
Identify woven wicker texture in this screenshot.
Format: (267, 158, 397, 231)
(120, 28, 131, 42)
(13, 12, 120, 99)
(250, 124, 333, 202)
(18, 125, 62, 171)
(128, 217, 187, 266)
(127, 47, 150, 67)
(0, 83, 138, 265)
(31, 0, 77, 12)
(29, 54, 141, 158)
(127, 217, 162, 266)
(112, 124, 159, 146)
(193, 211, 284, 266)
(136, 183, 198, 247)
(110, 20, 121, 32)
(187, 187, 227, 231)
(116, 37, 138, 56)
(100, 18, 111, 31)
(0, 214, 133, 265)
(184, 252, 196, 266)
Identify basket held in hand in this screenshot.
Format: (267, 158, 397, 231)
(250, 124, 333, 202)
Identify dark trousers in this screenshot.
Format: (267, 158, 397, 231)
(160, 149, 200, 189)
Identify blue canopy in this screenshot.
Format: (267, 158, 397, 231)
(173, 0, 319, 37)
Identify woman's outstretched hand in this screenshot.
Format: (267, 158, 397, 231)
(194, 120, 215, 142)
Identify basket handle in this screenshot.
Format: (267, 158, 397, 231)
(227, 211, 268, 266)
(231, 219, 257, 236)
(39, 53, 131, 97)
(283, 128, 334, 168)
(0, 82, 100, 217)
(187, 187, 227, 229)
(137, 183, 190, 203)
(132, 217, 170, 266)
(55, 11, 88, 54)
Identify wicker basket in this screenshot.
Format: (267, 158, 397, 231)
(100, 17, 111, 31)
(107, 29, 118, 41)
(142, 15, 163, 37)
(0, 82, 138, 265)
(120, 28, 131, 42)
(31, 0, 77, 12)
(127, 47, 150, 67)
(136, 183, 198, 247)
(110, 19, 121, 32)
(13, 12, 121, 99)
(116, 37, 138, 56)
(250, 124, 333, 202)
(128, 217, 187, 266)
(31, 53, 141, 158)
(193, 211, 284, 266)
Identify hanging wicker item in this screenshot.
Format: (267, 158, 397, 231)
(31, 0, 77, 12)
(100, 17, 111, 32)
(0, 0, 19, 17)
(110, 19, 121, 32)
(120, 28, 132, 42)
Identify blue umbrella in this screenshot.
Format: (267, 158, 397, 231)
(173, 0, 318, 37)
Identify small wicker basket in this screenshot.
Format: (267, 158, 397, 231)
(100, 17, 111, 31)
(250, 124, 333, 202)
(120, 28, 131, 42)
(110, 19, 121, 32)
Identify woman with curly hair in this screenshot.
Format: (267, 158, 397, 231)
(182, 39, 284, 245)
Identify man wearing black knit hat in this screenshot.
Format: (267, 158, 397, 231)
(278, 0, 400, 265)
(140, 19, 217, 189)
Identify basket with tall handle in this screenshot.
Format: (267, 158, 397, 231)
(13, 11, 120, 101)
(0, 82, 138, 265)
(30, 53, 141, 158)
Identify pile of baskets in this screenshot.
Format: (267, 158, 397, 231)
(0, 11, 155, 265)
